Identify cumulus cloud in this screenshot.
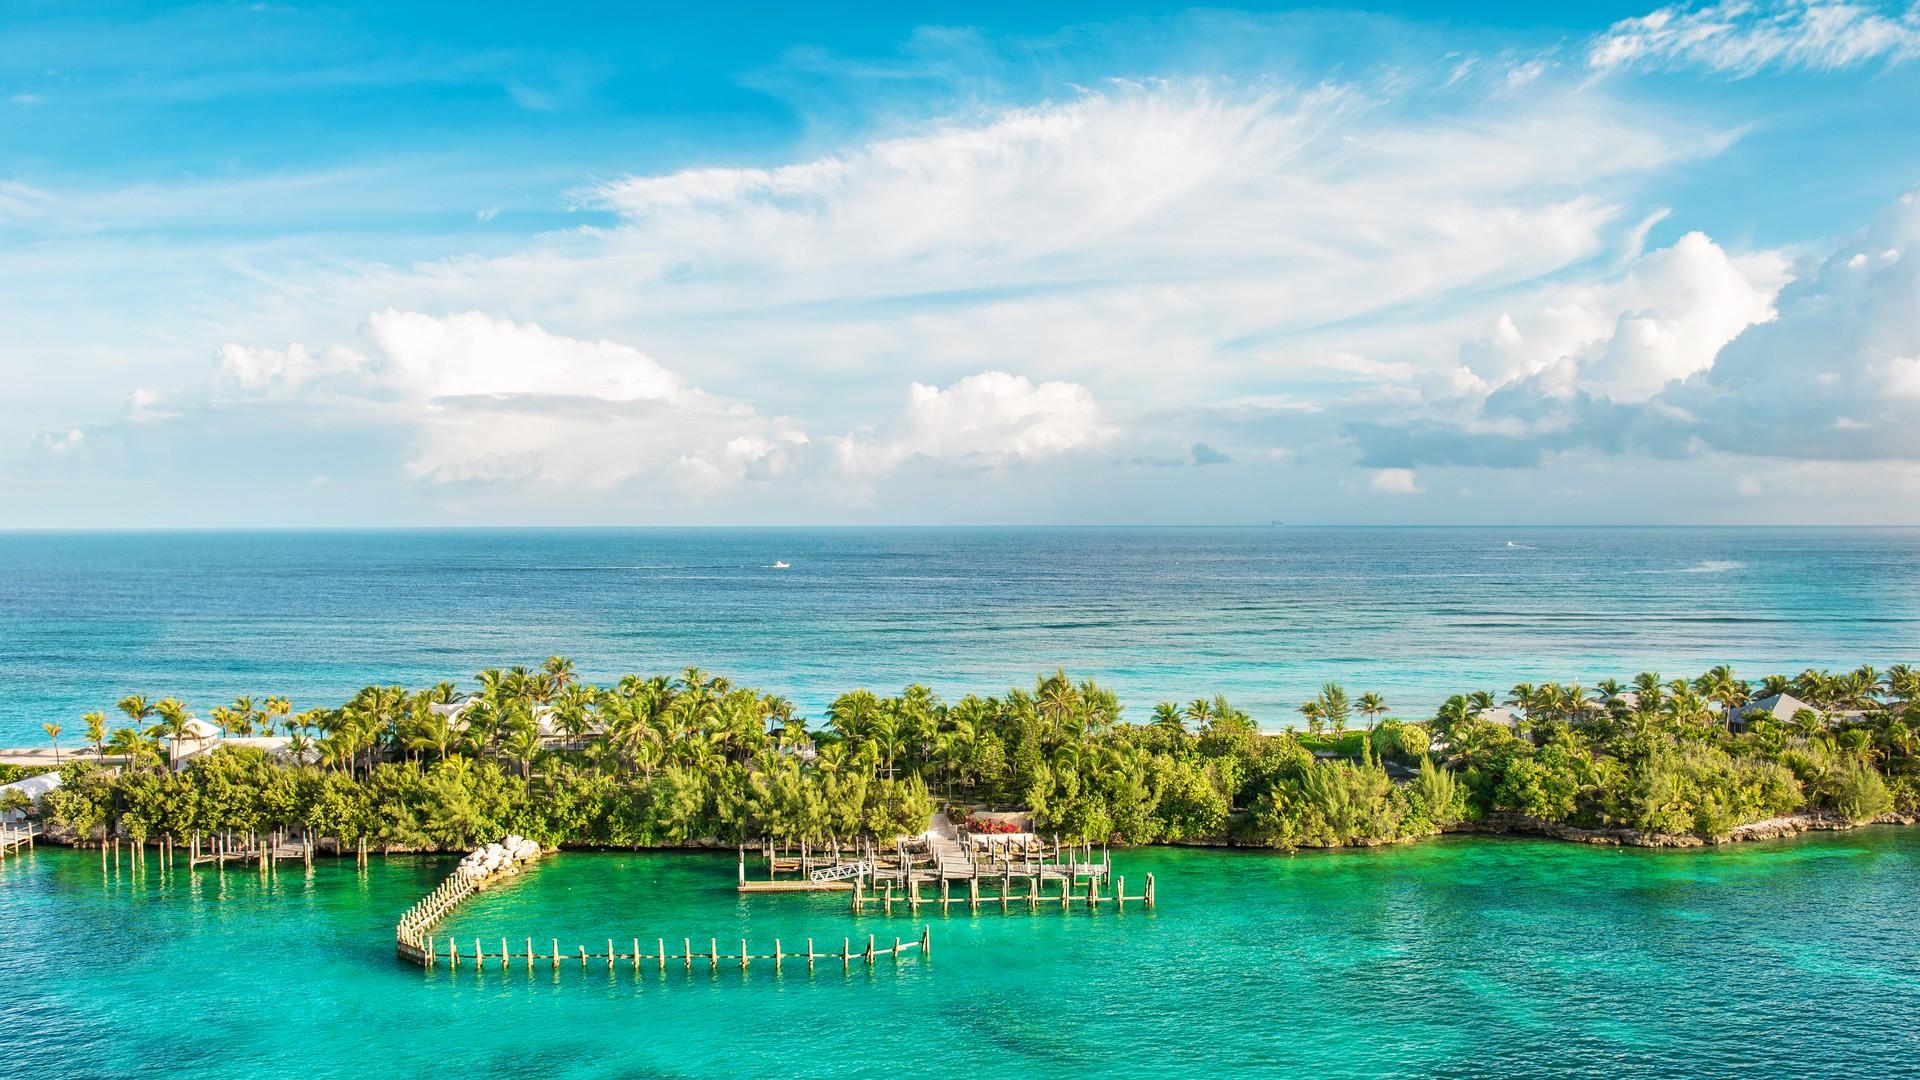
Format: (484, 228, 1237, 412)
(1669, 191, 1920, 460)
(1590, 0, 1920, 76)
(1351, 188, 1920, 470)
(224, 312, 809, 490)
(31, 428, 85, 455)
(1370, 468, 1425, 494)
(835, 370, 1114, 476)
(1458, 231, 1788, 401)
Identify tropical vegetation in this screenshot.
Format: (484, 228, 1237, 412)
(24, 661, 1920, 855)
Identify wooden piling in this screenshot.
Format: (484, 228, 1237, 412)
(553, 938, 560, 971)
(807, 937, 815, 972)
(684, 937, 692, 971)
(1145, 872, 1156, 908)
(633, 937, 640, 972)
(1117, 875, 1126, 912)
(659, 937, 666, 971)
(920, 925, 930, 958)
(774, 938, 782, 973)
(740, 939, 748, 971)
(709, 937, 718, 970)
(528, 937, 534, 973)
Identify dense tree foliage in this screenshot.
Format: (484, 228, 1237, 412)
(26, 662, 1920, 852)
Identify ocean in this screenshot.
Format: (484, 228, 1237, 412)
(3, 527, 1918, 745)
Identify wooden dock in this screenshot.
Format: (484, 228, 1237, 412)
(738, 814, 1158, 913)
(0, 823, 38, 857)
(394, 854, 927, 978)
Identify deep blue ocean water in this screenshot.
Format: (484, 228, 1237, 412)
(2, 527, 1917, 744)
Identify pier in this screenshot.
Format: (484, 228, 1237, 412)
(737, 814, 1158, 913)
(0, 823, 38, 858)
(394, 839, 927, 979)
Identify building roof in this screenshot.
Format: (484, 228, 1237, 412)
(1730, 692, 1818, 726)
(0, 771, 62, 820)
(1477, 706, 1521, 727)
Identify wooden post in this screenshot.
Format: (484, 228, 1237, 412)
(740, 939, 749, 971)
(807, 937, 815, 973)
(450, 937, 458, 969)
(476, 937, 482, 968)
(579, 945, 587, 969)
(503, 937, 510, 971)
(552, 938, 560, 970)
(1029, 875, 1038, 909)
(528, 937, 534, 973)
(920, 925, 930, 959)
(941, 879, 950, 909)
(842, 937, 850, 971)
(1001, 869, 1011, 910)
(774, 938, 782, 973)
(737, 845, 745, 885)
(709, 937, 717, 970)
(633, 937, 640, 972)
(893, 936, 901, 963)
(968, 876, 979, 912)
(865, 934, 875, 966)
(684, 937, 692, 971)
(659, 937, 666, 972)
(1087, 874, 1097, 909)
(1117, 875, 1126, 912)
(1061, 873, 1070, 911)
(608, 939, 614, 971)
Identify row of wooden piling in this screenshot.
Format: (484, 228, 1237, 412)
(851, 870, 1155, 912)
(409, 929, 932, 974)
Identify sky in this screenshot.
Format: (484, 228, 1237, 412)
(3, 0, 1919, 527)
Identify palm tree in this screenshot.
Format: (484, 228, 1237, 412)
(262, 696, 292, 737)
(117, 694, 154, 726)
(106, 726, 160, 771)
(1298, 700, 1325, 736)
(1151, 702, 1186, 734)
(1318, 683, 1352, 736)
(1357, 692, 1386, 733)
(83, 711, 107, 759)
(150, 698, 197, 764)
(43, 721, 62, 764)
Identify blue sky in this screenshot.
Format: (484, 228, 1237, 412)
(4, 1, 1919, 526)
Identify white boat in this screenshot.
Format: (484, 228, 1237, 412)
(771, 560, 790, 569)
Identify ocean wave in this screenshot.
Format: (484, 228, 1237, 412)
(1632, 559, 1746, 575)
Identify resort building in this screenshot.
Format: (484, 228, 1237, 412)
(1476, 706, 1522, 729)
(1727, 693, 1822, 732)
(0, 771, 62, 823)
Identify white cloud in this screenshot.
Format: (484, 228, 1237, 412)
(218, 342, 367, 392)
(1590, 1, 1920, 76)
(1670, 189, 1920, 459)
(1459, 230, 1789, 402)
(835, 370, 1114, 476)
(476, 206, 499, 223)
(126, 387, 179, 422)
(31, 428, 85, 455)
(1370, 467, 1425, 494)
(225, 312, 810, 490)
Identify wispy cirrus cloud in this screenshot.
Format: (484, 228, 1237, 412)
(1590, 0, 1920, 76)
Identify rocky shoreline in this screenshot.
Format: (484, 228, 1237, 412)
(1451, 811, 1916, 848)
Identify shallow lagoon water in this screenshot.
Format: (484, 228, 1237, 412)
(6, 831, 1919, 1078)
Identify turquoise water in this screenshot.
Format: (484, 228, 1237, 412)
(4, 527, 1920, 743)
(6, 833, 1920, 1077)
